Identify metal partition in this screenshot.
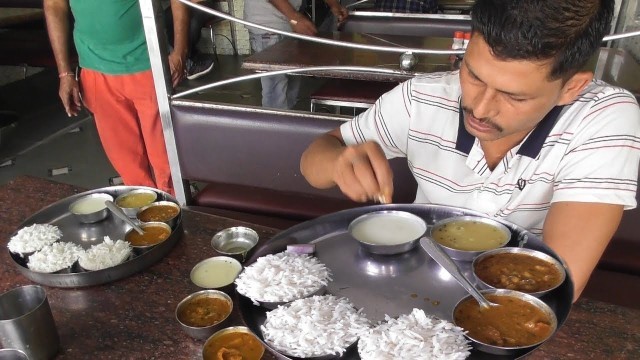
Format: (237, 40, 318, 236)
(139, 0, 640, 205)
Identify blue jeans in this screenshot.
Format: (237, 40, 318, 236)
(249, 33, 300, 109)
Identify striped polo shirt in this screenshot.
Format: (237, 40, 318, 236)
(341, 71, 640, 235)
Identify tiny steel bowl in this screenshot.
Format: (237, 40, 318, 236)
(472, 247, 566, 297)
(202, 326, 264, 360)
(136, 201, 181, 228)
(0, 349, 28, 360)
(124, 221, 172, 250)
(114, 189, 158, 218)
(211, 227, 259, 263)
(190, 256, 243, 290)
(348, 210, 427, 255)
(68, 193, 113, 224)
(175, 290, 233, 340)
(452, 289, 558, 356)
(430, 216, 512, 261)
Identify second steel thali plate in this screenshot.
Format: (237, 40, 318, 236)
(8, 186, 183, 288)
(239, 204, 573, 360)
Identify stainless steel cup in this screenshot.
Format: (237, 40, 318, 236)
(0, 285, 60, 360)
(0, 349, 28, 360)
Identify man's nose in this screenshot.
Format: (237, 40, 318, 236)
(471, 88, 499, 120)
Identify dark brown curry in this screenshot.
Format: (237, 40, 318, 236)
(137, 205, 179, 223)
(125, 225, 170, 246)
(474, 253, 563, 293)
(203, 331, 264, 360)
(178, 296, 231, 328)
(454, 294, 554, 347)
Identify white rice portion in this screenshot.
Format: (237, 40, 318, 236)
(7, 224, 63, 255)
(262, 295, 370, 357)
(358, 308, 471, 360)
(78, 237, 132, 271)
(235, 252, 331, 303)
(27, 242, 84, 273)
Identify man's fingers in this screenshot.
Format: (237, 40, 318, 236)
(366, 145, 394, 203)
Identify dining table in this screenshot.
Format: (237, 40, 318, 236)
(241, 32, 457, 82)
(1, 175, 639, 359)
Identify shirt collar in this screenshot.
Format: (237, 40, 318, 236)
(455, 102, 564, 159)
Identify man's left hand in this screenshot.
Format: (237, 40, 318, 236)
(168, 51, 186, 88)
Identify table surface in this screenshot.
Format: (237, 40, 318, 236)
(1, 176, 639, 359)
(242, 32, 457, 82)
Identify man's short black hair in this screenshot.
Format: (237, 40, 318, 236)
(471, 0, 614, 80)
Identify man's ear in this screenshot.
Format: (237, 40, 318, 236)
(557, 71, 593, 105)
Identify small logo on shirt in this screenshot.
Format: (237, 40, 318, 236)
(517, 178, 527, 191)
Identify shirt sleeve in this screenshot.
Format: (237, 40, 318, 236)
(552, 89, 640, 210)
(340, 79, 413, 159)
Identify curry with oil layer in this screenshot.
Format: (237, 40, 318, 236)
(203, 332, 264, 360)
(125, 225, 170, 246)
(137, 205, 179, 223)
(474, 253, 563, 293)
(454, 294, 553, 347)
(178, 296, 231, 328)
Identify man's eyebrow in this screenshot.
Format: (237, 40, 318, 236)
(465, 60, 530, 98)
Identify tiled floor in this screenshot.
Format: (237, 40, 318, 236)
(0, 55, 326, 190)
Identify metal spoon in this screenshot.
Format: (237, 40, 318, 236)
(104, 200, 144, 235)
(419, 237, 498, 309)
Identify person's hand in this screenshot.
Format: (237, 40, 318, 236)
(329, 4, 348, 24)
(290, 15, 317, 36)
(58, 76, 82, 117)
(168, 51, 186, 88)
(333, 141, 394, 203)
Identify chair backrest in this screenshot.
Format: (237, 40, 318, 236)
(341, 12, 471, 38)
(170, 100, 417, 203)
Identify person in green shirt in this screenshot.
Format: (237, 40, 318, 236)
(44, 0, 188, 195)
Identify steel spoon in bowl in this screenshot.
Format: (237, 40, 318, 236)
(105, 200, 144, 235)
(419, 237, 498, 309)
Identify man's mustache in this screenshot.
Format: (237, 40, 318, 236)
(461, 105, 503, 132)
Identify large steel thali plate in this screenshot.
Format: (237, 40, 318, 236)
(239, 204, 573, 360)
(8, 186, 183, 288)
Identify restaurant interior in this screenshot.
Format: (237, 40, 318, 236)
(1, 0, 640, 359)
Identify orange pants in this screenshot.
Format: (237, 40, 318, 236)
(80, 69, 174, 195)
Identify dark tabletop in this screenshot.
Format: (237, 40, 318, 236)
(242, 32, 457, 82)
(1, 176, 639, 359)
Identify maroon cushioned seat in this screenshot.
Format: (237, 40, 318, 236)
(193, 182, 365, 221)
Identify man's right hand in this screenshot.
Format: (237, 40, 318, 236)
(290, 15, 317, 36)
(58, 76, 82, 117)
(332, 141, 394, 203)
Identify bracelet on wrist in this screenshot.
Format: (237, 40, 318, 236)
(59, 72, 75, 78)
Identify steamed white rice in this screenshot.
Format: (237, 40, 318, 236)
(7, 224, 63, 255)
(78, 237, 132, 271)
(27, 242, 84, 273)
(358, 308, 471, 360)
(235, 252, 331, 303)
(262, 295, 370, 357)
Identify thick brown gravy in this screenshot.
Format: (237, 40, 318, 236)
(475, 253, 563, 293)
(137, 205, 179, 223)
(454, 294, 554, 347)
(203, 332, 264, 360)
(125, 225, 170, 246)
(178, 296, 231, 328)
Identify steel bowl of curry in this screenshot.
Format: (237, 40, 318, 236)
(124, 221, 172, 250)
(472, 247, 566, 297)
(430, 216, 512, 261)
(202, 326, 264, 360)
(136, 201, 181, 228)
(114, 189, 158, 217)
(175, 290, 233, 340)
(453, 289, 557, 355)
